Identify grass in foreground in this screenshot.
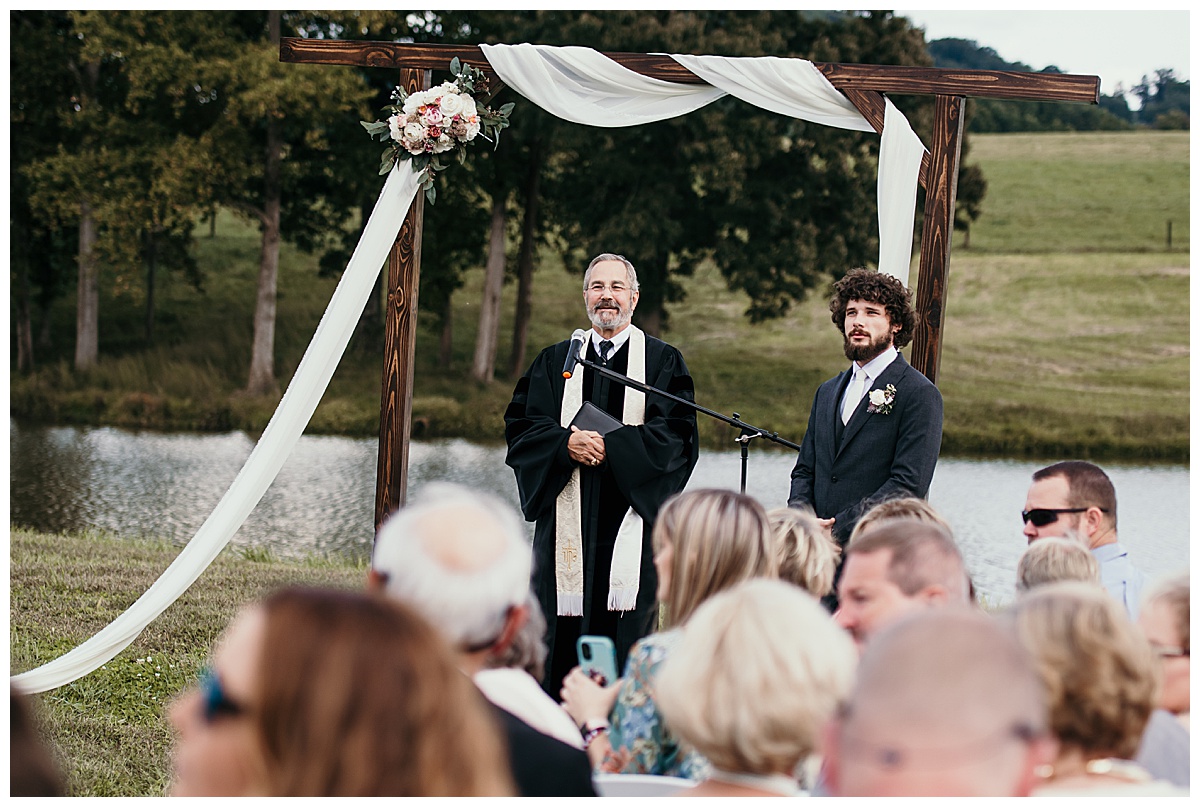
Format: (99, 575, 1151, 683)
(9, 527, 367, 797)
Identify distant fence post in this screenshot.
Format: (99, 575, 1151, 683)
(1167, 220, 1172, 250)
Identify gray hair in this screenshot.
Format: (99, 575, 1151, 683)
(372, 482, 532, 650)
(583, 253, 639, 292)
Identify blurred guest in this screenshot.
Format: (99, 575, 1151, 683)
(656, 579, 856, 796)
(1021, 460, 1145, 616)
(168, 587, 513, 796)
(1008, 581, 1184, 795)
(767, 506, 840, 598)
(823, 607, 1055, 796)
(1134, 573, 1190, 788)
(833, 519, 969, 652)
(846, 496, 952, 545)
(11, 685, 65, 796)
(477, 592, 583, 749)
(560, 488, 776, 780)
(1016, 535, 1101, 592)
(370, 482, 595, 796)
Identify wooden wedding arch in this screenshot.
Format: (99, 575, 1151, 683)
(278, 38, 1099, 529)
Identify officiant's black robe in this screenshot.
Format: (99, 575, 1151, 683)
(504, 334, 698, 694)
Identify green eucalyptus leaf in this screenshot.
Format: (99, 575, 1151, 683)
(499, 102, 515, 116)
(450, 56, 461, 76)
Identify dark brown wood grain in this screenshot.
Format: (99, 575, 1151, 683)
(374, 68, 430, 532)
(909, 95, 965, 384)
(280, 38, 1099, 104)
(840, 88, 932, 187)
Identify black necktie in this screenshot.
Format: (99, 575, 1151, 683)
(600, 340, 614, 364)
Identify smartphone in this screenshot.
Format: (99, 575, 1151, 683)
(576, 635, 618, 687)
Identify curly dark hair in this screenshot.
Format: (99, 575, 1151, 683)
(828, 268, 918, 350)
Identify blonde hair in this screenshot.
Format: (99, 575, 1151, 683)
(656, 579, 856, 775)
(1008, 581, 1159, 760)
(652, 489, 776, 629)
(1143, 572, 1189, 653)
(1016, 537, 1100, 592)
(768, 506, 841, 597)
(849, 497, 952, 545)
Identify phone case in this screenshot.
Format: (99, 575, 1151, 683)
(576, 634, 619, 687)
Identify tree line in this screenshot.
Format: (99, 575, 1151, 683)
(14, 10, 989, 391)
(927, 38, 1189, 132)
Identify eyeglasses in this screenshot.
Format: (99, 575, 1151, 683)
(1151, 643, 1190, 659)
(198, 666, 247, 724)
(1020, 507, 1106, 527)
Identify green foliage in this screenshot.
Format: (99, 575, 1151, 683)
(1134, 69, 1190, 128)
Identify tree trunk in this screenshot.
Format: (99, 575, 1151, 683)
(507, 138, 542, 379)
(245, 11, 283, 396)
(15, 252, 34, 373)
(637, 304, 662, 338)
(74, 197, 100, 371)
(471, 194, 506, 384)
(144, 230, 157, 343)
(439, 294, 454, 367)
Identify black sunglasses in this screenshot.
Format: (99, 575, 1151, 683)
(199, 666, 246, 724)
(1021, 507, 1105, 527)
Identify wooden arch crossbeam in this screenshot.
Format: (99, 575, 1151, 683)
(278, 39, 1099, 526)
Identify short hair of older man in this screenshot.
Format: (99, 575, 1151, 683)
(768, 506, 841, 597)
(827, 607, 1052, 796)
(1008, 581, 1158, 761)
(656, 579, 856, 778)
(371, 482, 532, 651)
(848, 497, 952, 545)
(844, 519, 969, 602)
(1016, 536, 1101, 592)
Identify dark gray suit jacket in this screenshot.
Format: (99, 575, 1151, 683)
(788, 353, 943, 544)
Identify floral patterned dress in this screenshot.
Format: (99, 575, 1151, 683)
(601, 629, 712, 780)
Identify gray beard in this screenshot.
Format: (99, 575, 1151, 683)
(589, 305, 631, 331)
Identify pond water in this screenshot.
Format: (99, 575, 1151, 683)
(9, 420, 1190, 608)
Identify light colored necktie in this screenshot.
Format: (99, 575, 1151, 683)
(841, 368, 866, 425)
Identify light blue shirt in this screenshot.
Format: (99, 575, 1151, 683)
(1091, 541, 1145, 619)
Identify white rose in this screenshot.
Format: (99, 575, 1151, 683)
(438, 91, 465, 117)
(432, 133, 454, 153)
(403, 122, 425, 142)
(460, 96, 478, 118)
(401, 90, 427, 116)
(387, 114, 404, 142)
(869, 389, 888, 406)
(464, 118, 480, 140)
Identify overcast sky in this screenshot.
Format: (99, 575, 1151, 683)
(898, 9, 1190, 98)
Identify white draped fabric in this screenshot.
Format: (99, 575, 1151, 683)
(11, 167, 421, 694)
(483, 44, 925, 283)
(13, 44, 927, 694)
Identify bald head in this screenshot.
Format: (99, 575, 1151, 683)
(371, 483, 532, 653)
(827, 608, 1053, 796)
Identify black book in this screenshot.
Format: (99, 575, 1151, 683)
(568, 401, 624, 435)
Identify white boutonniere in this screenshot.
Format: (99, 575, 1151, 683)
(867, 384, 897, 415)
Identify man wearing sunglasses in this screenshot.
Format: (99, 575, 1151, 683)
(1021, 460, 1145, 618)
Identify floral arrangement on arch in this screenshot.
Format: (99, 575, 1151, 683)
(361, 57, 514, 204)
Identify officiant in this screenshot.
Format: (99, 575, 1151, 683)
(504, 253, 699, 696)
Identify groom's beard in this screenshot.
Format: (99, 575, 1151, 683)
(843, 330, 893, 363)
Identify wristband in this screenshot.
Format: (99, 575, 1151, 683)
(581, 719, 610, 748)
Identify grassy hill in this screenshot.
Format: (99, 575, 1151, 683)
(10, 131, 1189, 461)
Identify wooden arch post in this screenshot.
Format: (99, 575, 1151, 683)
(279, 39, 1099, 530)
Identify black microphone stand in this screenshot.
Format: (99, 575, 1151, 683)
(574, 356, 802, 494)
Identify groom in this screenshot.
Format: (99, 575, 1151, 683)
(788, 268, 944, 552)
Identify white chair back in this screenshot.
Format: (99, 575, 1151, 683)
(592, 772, 693, 797)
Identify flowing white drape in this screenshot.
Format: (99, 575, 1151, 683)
(483, 44, 925, 283)
(13, 45, 928, 694)
(11, 167, 421, 694)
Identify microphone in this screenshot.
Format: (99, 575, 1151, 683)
(562, 329, 588, 379)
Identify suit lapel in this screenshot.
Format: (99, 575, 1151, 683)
(836, 355, 910, 457)
(829, 369, 853, 455)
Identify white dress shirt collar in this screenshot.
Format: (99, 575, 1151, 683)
(851, 344, 899, 383)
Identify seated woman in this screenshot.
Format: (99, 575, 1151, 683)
(1015, 536, 1101, 592)
(655, 578, 857, 796)
(560, 488, 776, 780)
(767, 505, 841, 598)
(168, 586, 514, 796)
(1007, 581, 1185, 795)
(1133, 572, 1190, 788)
